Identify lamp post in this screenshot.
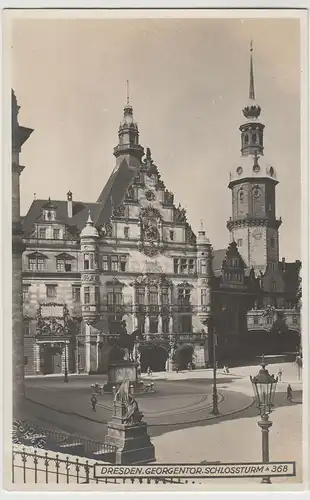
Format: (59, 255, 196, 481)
(250, 357, 278, 484)
(204, 317, 219, 415)
(63, 340, 69, 383)
(211, 325, 219, 415)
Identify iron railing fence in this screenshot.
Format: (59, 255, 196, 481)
(12, 448, 188, 485)
(13, 421, 116, 461)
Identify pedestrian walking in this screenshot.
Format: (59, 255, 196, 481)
(287, 384, 293, 401)
(147, 366, 152, 377)
(278, 368, 283, 381)
(91, 394, 97, 412)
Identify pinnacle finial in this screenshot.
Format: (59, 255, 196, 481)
(87, 210, 93, 225)
(249, 40, 255, 100)
(200, 219, 204, 231)
(126, 80, 130, 105)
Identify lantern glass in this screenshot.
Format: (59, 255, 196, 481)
(250, 364, 278, 415)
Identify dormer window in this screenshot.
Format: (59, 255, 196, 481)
(39, 228, 46, 239)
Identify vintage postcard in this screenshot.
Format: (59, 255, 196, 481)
(2, 7, 308, 494)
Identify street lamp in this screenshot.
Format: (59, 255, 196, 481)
(63, 340, 69, 383)
(204, 317, 219, 415)
(250, 357, 278, 484)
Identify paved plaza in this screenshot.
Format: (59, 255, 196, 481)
(21, 362, 303, 485)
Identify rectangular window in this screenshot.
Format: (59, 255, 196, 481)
(253, 317, 259, 325)
(200, 260, 206, 274)
(149, 287, 158, 305)
(267, 316, 273, 325)
(84, 254, 90, 270)
(272, 281, 276, 292)
(201, 289, 207, 305)
(53, 229, 60, 239)
(188, 259, 195, 274)
(102, 256, 109, 271)
(107, 287, 123, 305)
(136, 287, 145, 305)
(84, 287, 90, 304)
(28, 258, 36, 271)
(180, 259, 188, 274)
(56, 260, 64, 272)
(24, 321, 30, 336)
(95, 287, 100, 304)
(184, 289, 191, 304)
(173, 258, 179, 274)
(65, 260, 72, 272)
(72, 286, 81, 302)
(149, 317, 158, 334)
(120, 256, 127, 272)
(180, 315, 192, 333)
(231, 258, 238, 267)
(37, 259, 45, 271)
(111, 256, 119, 272)
(237, 239, 242, 247)
(169, 230, 174, 241)
(39, 228, 46, 239)
(46, 285, 57, 298)
(124, 227, 129, 238)
(161, 288, 169, 305)
(22, 285, 30, 302)
(24, 356, 28, 366)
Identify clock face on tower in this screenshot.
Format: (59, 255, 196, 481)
(252, 229, 262, 241)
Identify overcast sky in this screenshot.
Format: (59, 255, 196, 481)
(11, 14, 301, 260)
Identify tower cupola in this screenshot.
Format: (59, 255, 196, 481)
(240, 42, 265, 157)
(113, 81, 144, 161)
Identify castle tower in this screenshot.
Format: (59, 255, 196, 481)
(80, 212, 100, 373)
(196, 224, 213, 365)
(12, 90, 33, 418)
(113, 81, 144, 168)
(226, 43, 281, 273)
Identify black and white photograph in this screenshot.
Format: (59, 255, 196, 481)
(3, 7, 308, 492)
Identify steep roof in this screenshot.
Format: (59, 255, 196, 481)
(22, 199, 102, 237)
(279, 260, 301, 296)
(212, 249, 227, 274)
(96, 158, 140, 227)
(22, 158, 139, 237)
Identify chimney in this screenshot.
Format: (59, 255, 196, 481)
(67, 191, 73, 218)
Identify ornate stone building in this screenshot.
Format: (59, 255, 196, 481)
(20, 48, 301, 375)
(12, 90, 33, 416)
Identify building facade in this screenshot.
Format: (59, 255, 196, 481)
(20, 48, 301, 375)
(12, 90, 33, 416)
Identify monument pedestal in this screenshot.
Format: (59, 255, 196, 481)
(103, 361, 144, 393)
(105, 401, 155, 464)
(105, 420, 155, 464)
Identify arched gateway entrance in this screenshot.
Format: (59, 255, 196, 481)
(174, 344, 194, 370)
(139, 344, 169, 372)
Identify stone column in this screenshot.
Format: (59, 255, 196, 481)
(85, 322, 91, 374)
(33, 343, 40, 373)
(145, 316, 150, 335)
(158, 315, 163, 334)
(168, 316, 173, 334)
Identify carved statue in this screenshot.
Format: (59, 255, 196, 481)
(114, 378, 144, 425)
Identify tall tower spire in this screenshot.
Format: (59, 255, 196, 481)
(126, 79, 130, 105)
(249, 40, 255, 100)
(239, 41, 264, 157)
(113, 83, 144, 163)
